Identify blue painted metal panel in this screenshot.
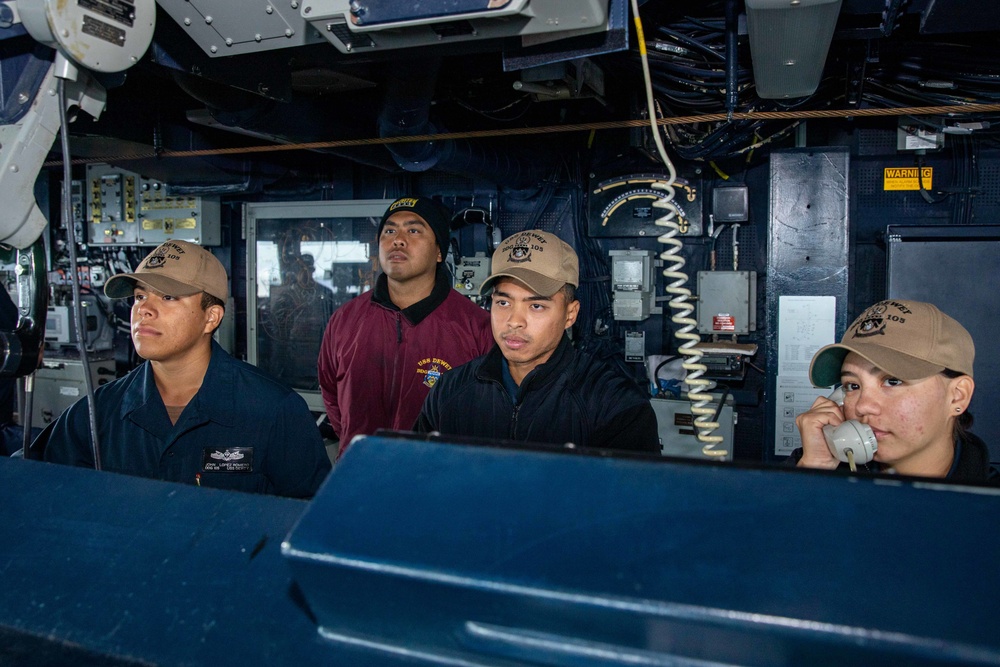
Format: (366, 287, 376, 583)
(4, 437, 1000, 665)
(0, 42, 53, 125)
(286, 435, 1000, 666)
(0, 457, 347, 666)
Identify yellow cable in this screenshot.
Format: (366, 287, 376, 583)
(709, 161, 730, 180)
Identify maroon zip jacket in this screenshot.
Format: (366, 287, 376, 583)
(319, 267, 493, 457)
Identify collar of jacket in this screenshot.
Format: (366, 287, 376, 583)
(864, 431, 992, 480)
(950, 431, 993, 480)
(122, 339, 237, 431)
(372, 264, 452, 326)
(478, 332, 574, 393)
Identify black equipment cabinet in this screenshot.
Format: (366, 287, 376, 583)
(886, 224, 1000, 463)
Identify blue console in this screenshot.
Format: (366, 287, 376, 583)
(3, 435, 999, 666)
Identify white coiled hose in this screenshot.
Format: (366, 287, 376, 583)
(633, 0, 725, 457)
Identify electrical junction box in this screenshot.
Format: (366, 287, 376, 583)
(452, 253, 491, 297)
(613, 292, 649, 321)
(44, 306, 71, 345)
(697, 271, 757, 334)
(31, 356, 116, 427)
(897, 124, 944, 152)
(651, 397, 735, 461)
(610, 249, 660, 321)
(624, 331, 645, 363)
(44, 296, 114, 352)
(59, 179, 85, 245)
(86, 164, 221, 247)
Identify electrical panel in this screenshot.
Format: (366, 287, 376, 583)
(452, 253, 491, 298)
(86, 164, 221, 246)
(651, 397, 735, 461)
(624, 331, 645, 362)
(897, 122, 944, 152)
(44, 295, 114, 352)
(31, 356, 116, 427)
(696, 271, 757, 334)
(610, 249, 659, 321)
(58, 180, 86, 245)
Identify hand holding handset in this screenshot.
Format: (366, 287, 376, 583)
(823, 387, 877, 471)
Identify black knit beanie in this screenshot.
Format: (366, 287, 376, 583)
(377, 197, 452, 259)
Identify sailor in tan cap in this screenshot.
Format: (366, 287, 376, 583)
(37, 240, 332, 497)
(415, 230, 659, 453)
(792, 299, 996, 482)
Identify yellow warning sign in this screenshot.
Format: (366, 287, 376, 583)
(883, 167, 933, 191)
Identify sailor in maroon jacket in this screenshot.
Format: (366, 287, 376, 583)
(318, 196, 493, 457)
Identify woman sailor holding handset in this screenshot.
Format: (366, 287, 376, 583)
(791, 299, 998, 483)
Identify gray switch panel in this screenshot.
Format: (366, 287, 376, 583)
(697, 271, 757, 334)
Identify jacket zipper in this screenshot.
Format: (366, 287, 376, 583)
(388, 312, 403, 415)
(508, 369, 535, 440)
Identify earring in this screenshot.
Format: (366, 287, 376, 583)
(956, 407, 962, 412)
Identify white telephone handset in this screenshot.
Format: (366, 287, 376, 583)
(823, 387, 877, 470)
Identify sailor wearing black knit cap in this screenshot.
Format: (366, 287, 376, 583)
(318, 196, 494, 458)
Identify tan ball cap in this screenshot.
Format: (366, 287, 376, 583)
(480, 230, 579, 298)
(104, 240, 229, 302)
(809, 299, 975, 387)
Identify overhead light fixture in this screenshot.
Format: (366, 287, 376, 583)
(745, 0, 843, 99)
